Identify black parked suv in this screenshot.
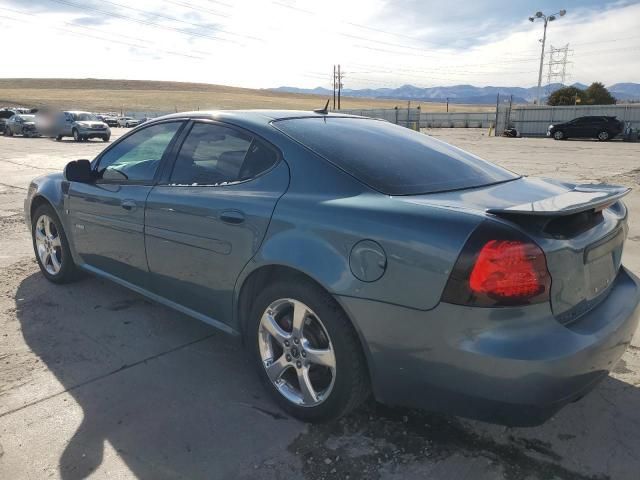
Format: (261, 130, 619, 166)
(547, 116, 624, 141)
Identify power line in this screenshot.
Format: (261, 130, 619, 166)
(0, 9, 206, 61)
(45, 0, 239, 44)
(96, 0, 262, 42)
(163, 0, 230, 18)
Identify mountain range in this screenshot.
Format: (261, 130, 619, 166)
(272, 82, 640, 105)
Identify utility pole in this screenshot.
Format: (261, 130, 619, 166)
(333, 65, 336, 111)
(337, 64, 342, 110)
(529, 9, 567, 105)
(446, 97, 449, 112)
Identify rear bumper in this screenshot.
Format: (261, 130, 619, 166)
(338, 267, 640, 426)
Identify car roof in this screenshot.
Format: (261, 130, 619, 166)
(153, 109, 366, 129)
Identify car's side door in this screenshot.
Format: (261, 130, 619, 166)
(14, 116, 23, 134)
(144, 120, 289, 326)
(62, 112, 75, 136)
(65, 121, 185, 286)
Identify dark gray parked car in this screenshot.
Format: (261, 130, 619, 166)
(4, 114, 39, 137)
(548, 116, 624, 141)
(24, 110, 640, 425)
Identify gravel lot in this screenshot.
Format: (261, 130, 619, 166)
(1, 128, 640, 480)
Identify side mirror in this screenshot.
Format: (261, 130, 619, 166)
(64, 159, 95, 183)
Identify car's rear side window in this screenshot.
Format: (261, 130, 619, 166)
(274, 117, 518, 195)
(170, 122, 279, 185)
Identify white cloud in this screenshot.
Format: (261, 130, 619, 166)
(0, 0, 638, 88)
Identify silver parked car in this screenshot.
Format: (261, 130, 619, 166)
(117, 116, 140, 128)
(52, 111, 111, 142)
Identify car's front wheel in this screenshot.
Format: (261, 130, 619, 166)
(553, 130, 565, 140)
(102, 135, 110, 142)
(597, 130, 610, 141)
(32, 204, 79, 284)
(249, 278, 370, 422)
(73, 129, 81, 142)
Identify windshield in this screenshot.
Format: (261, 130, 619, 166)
(72, 113, 98, 121)
(274, 117, 519, 195)
(20, 115, 35, 122)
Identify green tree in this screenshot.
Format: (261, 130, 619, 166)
(584, 82, 616, 105)
(547, 86, 586, 106)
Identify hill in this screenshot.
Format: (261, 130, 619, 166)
(273, 82, 640, 104)
(0, 78, 491, 113)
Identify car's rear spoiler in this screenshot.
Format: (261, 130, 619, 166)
(487, 184, 630, 217)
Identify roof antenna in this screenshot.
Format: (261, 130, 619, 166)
(313, 99, 330, 114)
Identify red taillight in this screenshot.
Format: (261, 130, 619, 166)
(442, 222, 551, 307)
(469, 240, 546, 299)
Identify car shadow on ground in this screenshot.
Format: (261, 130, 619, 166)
(13, 269, 640, 480)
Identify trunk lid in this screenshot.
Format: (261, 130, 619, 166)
(397, 177, 630, 322)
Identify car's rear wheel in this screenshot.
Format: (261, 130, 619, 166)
(73, 129, 80, 142)
(31, 204, 79, 284)
(597, 130, 610, 141)
(553, 130, 565, 140)
(249, 279, 370, 422)
(4, 127, 12, 136)
(102, 135, 110, 142)
(55, 135, 62, 141)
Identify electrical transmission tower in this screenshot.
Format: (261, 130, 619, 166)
(545, 44, 570, 95)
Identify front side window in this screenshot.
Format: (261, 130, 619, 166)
(97, 122, 182, 183)
(170, 123, 278, 185)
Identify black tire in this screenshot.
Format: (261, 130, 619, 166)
(5, 127, 12, 137)
(55, 135, 62, 141)
(553, 130, 565, 140)
(248, 278, 370, 422)
(31, 203, 80, 284)
(597, 130, 610, 141)
(73, 129, 80, 142)
(102, 135, 110, 142)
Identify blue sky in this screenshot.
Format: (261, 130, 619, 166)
(1, 0, 639, 88)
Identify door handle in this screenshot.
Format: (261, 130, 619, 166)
(220, 210, 245, 224)
(121, 200, 137, 211)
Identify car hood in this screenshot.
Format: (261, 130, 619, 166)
(76, 121, 107, 128)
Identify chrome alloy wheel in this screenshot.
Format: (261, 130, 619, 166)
(35, 214, 63, 275)
(258, 298, 336, 407)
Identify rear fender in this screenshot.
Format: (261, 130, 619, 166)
(233, 194, 484, 333)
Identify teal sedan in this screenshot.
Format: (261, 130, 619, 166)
(24, 110, 640, 425)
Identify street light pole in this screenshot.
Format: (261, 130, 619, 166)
(529, 9, 566, 105)
(536, 18, 548, 105)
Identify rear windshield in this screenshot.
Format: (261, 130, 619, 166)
(274, 117, 519, 195)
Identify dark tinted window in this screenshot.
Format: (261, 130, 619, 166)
(275, 117, 518, 195)
(170, 123, 278, 185)
(97, 122, 182, 182)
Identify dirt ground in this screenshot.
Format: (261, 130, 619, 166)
(1, 127, 640, 480)
(0, 78, 491, 113)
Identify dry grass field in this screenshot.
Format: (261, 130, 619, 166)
(0, 78, 493, 113)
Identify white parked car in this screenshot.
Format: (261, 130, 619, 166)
(117, 117, 140, 128)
